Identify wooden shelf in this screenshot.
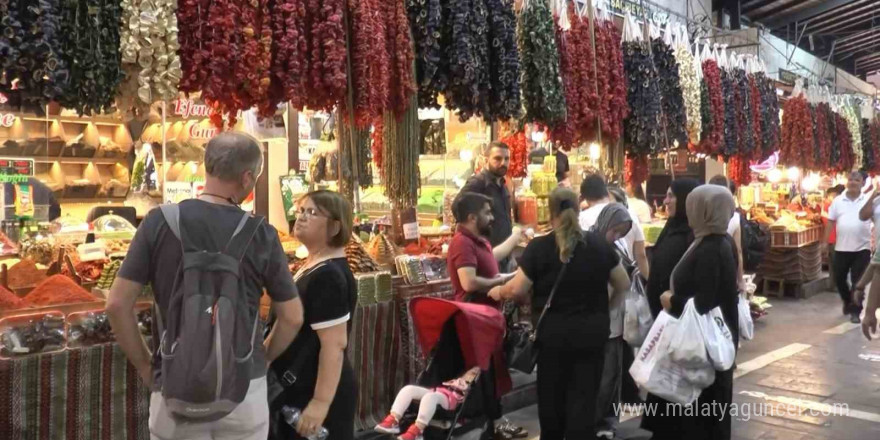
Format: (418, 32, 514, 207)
(21, 115, 125, 126)
(58, 197, 128, 204)
(34, 157, 125, 165)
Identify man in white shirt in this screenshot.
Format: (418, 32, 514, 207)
(579, 175, 646, 439)
(828, 171, 872, 324)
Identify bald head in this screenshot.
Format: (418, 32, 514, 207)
(204, 132, 263, 181)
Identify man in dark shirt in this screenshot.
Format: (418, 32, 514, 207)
(106, 133, 304, 440)
(462, 141, 514, 270)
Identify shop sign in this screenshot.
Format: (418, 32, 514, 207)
(164, 181, 194, 204)
(189, 124, 219, 139)
(600, 0, 673, 26)
(0, 113, 15, 127)
(172, 99, 212, 119)
(0, 157, 34, 177)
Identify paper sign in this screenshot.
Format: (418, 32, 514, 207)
(163, 181, 194, 204)
(403, 222, 420, 240)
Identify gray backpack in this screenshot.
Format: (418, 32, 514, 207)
(156, 204, 263, 420)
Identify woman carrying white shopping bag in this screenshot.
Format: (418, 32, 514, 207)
(641, 184, 740, 440)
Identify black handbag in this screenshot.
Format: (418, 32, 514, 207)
(506, 263, 569, 374)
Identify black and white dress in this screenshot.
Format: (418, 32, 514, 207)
(270, 257, 358, 440)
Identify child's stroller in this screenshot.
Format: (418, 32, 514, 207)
(400, 297, 513, 440)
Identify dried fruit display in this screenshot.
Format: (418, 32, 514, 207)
(518, 0, 566, 127)
(698, 60, 724, 155)
(675, 44, 701, 145)
(623, 41, 661, 156)
(651, 38, 687, 149)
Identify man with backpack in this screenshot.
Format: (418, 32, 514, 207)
(107, 132, 304, 440)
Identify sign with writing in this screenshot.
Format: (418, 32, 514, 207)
(0, 113, 15, 127)
(164, 181, 194, 204)
(0, 157, 34, 177)
(189, 123, 219, 139)
(280, 174, 308, 221)
(172, 99, 212, 119)
(403, 222, 420, 240)
(601, 0, 673, 26)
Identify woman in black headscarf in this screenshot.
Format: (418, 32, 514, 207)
(645, 178, 699, 318)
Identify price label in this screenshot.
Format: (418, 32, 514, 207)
(403, 222, 420, 240)
(164, 181, 194, 204)
(0, 157, 34, 177)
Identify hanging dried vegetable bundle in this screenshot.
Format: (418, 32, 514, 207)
(698, 60, 724, 155)
(2, 0, 68, 110)
(551, 3, 597, 149)
(383, 0, 417, 118)
(727, 154, 751, 186)
(444, 0, 489, 122)
(177, 0, 211, 93)
(833, 112, 854, 172)
(348, 0, 389, 127)
(337, 117, 373, 196)
(406, 0, 447, 108)
(651, 38, 687, 149)
(596, 19, 628, 141)
(748, 74, 763, 159)
(486, 0, 520, 121)
(501, 130, 528, 178)
(842, 105, 862, 170)
(623, 41, 662, 156)
(336, 118, 355, 202)
(55, 0, 125, 115)
(383, 95, 420, 209)
(720, 70, 738, 157)
(813, 103, 832, 171)
(624, 155, 649, 186)
(756, 72, 780, 158)
(674, 45, 701, 145)
(371, 118, 384, 180)
(302, 0, 347, 113)
(732, 69, 755, 158)
(118, 0, 181, 115)
(518, 0, 566, 126)
(861, 119, 875, 172)
(779, 95, 813, 170)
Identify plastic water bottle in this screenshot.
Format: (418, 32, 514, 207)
(281, 406, 329, 440)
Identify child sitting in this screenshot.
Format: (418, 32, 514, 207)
(375, 366, 481, 440)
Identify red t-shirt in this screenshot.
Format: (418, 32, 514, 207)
(447, 226, 500, 307)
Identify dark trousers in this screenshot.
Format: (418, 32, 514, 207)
(833, 250, 870, 314)
(537, 345, 605, 440)
(595, 337, 623, 432)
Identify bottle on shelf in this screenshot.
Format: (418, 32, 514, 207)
(280, 406, 329, 440)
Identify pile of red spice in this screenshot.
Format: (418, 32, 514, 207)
(0, 285, 28, 310)
(8, 258, 48, 289)
(23, 275, 98, 306)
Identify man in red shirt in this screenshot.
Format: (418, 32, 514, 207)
(447, 192, 523, 306)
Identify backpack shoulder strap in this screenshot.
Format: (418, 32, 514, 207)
(223, 213, 264, 261)
(160, 204, 182, 242)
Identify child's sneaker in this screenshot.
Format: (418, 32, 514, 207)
(374, 415, 400, 434)
(398, 424, 424, 440)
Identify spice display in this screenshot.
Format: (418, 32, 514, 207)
(7, 259, 48, 289)
(651, 38, 687, 149)
(698, 60, 724, 155)
(96, 259, 122, 290)
(551, 5, 597, 149)
(19, 238, 54, 265)
(0, 286, 28, 311)
(57, 0, 125, 115)
(0, 313, 66, 357)
(62, 261, 105, 282)
(502, 130, 528, 179)
(345, 235, 380, 273)
(118, 0, 181, 114)
(595, 19, 628, 141)
(780, 96, 814, 170)
(23, 275, 99, 306)
(623, 41, 662, 156)
(367, 232, 399, 269)
(68, 311, 114, 346)
(675, 45, 701, 145)
(382, 96, 421, 209)
(518, 0, 566, 127)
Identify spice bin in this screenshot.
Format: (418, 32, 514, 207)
(0, 311, 67, 358)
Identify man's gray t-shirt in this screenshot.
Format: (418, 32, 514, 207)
(118, 199, 298, 390)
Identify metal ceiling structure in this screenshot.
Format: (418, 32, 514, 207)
(738, 0, 880, 80)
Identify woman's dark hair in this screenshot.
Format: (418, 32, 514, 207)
(300, 190, 353, 247)
(580, 174, 608, 202)
(629, 181, 647, 201)
(670, 178, 700, 222)
(453, 192, 492, 223)
(549, 187, 582, 262)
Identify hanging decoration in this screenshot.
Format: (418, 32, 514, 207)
(518, 0, 566, 127)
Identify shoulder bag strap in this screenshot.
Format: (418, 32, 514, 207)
(532, 262, 569, 339)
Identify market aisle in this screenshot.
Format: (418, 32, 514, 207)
(505, 290, 880, 440)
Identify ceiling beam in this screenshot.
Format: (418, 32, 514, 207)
(751, 0, 807, 24)
(814, 14, 878, 36)
(856, 58, 880, 71)
(762, 0, 860, 30)
(742, 0, 780, 13)
(805, 0, 874, 25)
(833, 27, 880, 50)
(807, 1, 878, 34)
(855, 52, 880, 64)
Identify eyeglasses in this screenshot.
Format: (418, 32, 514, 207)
(296, 207, 328, 219)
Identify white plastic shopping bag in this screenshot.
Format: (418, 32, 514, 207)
(623, 271, 654, 346)
(738, 294, 754, 341)
(669, 299, 711, 369)
(629, 311, 708, 405)
(700, 306, 737, 370)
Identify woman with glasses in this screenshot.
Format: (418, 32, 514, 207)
(268, 191, 357, 440)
